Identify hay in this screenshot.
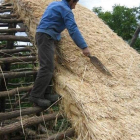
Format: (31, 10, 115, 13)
(5, 0, 140, 139)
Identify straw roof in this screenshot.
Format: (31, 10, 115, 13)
(6, 0, 140, 139)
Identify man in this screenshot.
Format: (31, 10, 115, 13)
(29, 0, 90, 108)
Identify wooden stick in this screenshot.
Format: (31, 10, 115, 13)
(1, 3, 12, 7)
(0, 56, 37, 64)
(11, 62, 37, 65)
(0, 28, 26, 33)
(0, 19, 23, 23)
(0, 9, 12, 13)
(0, 107, 44, 121)
(0, 112, 62, 135)
(0, 71, 37, 79)
(0, 35, 30, 42)
(0, 47, 32, 54)
(11, 68, 33, 72)
(0, 14, 17, 19)
(0, 86, 32, 97)
(8, 82, 33, 86)
(0, 7, 13, 10)
(13, 53, 36, 57)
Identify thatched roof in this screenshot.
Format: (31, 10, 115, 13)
(6, 0, 140, 139)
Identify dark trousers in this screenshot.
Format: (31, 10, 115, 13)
(30, 32, 55, 99)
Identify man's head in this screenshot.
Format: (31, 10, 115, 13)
(66, 0, 79, 9)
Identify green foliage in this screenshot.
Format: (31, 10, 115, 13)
(93, 5, 140, 51)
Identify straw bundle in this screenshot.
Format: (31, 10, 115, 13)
(5, 0, 140, 139)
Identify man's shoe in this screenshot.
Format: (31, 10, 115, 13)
(45, 94, 60, 103)
(29, 96, 51, 108)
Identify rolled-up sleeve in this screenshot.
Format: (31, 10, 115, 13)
(63, 12, 87, 49)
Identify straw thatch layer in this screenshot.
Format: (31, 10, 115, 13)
(5, 0, 140, 139)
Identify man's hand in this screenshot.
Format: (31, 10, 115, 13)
(82, 47, 90, 57)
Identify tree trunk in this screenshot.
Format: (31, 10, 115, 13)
(130, 26, 140, 47)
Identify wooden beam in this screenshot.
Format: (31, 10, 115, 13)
(8, 82, 33, 86)
(0, 112, 62, 136)
(1, 3, 12, 7)
(0, 47, 32, 54)
(11, 62, 37, 65)
(0, 107, 43, 121)
(0, 71, 37, 79)
(0, 56, 37, 64)
(0, 19, 23, 23)
(0, 35, 30, 42)
(0, 85, 32, 97)
(0, 9, 12, 13)
(0, 14, 17, 19)
(11, 68, 33, 72)
(0, 28, 26, 33)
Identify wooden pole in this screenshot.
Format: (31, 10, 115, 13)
(0, 28, 26, 33)
(11, 62, 37, 65)
(11, 68, 33, 72)
(1, 3, 12, 7)
(0, 85, 32, 97)
(0, 14, 17, 19)
(0, 9, 12, 13)
(0, 35, 30, 42)
(0, 107, 44, 121)
(0, 56, 37, 64)
(8, 82, 33, 86)
(0, 48, 32, 54)
(0, 71, 37, 79)
(0, 112, 62, 135)
(0, 19, 23, 23)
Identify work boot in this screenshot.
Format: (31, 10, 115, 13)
(29, 96, 51, 108)
(45, 93, 61, 103)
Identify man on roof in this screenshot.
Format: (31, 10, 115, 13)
(29, 0, 91, 108)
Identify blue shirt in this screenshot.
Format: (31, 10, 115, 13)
(36, 0, 87, 49)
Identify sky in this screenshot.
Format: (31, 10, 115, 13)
(79, 0, 140, 11)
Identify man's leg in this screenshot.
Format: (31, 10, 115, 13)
(29, 32, 54, 107)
